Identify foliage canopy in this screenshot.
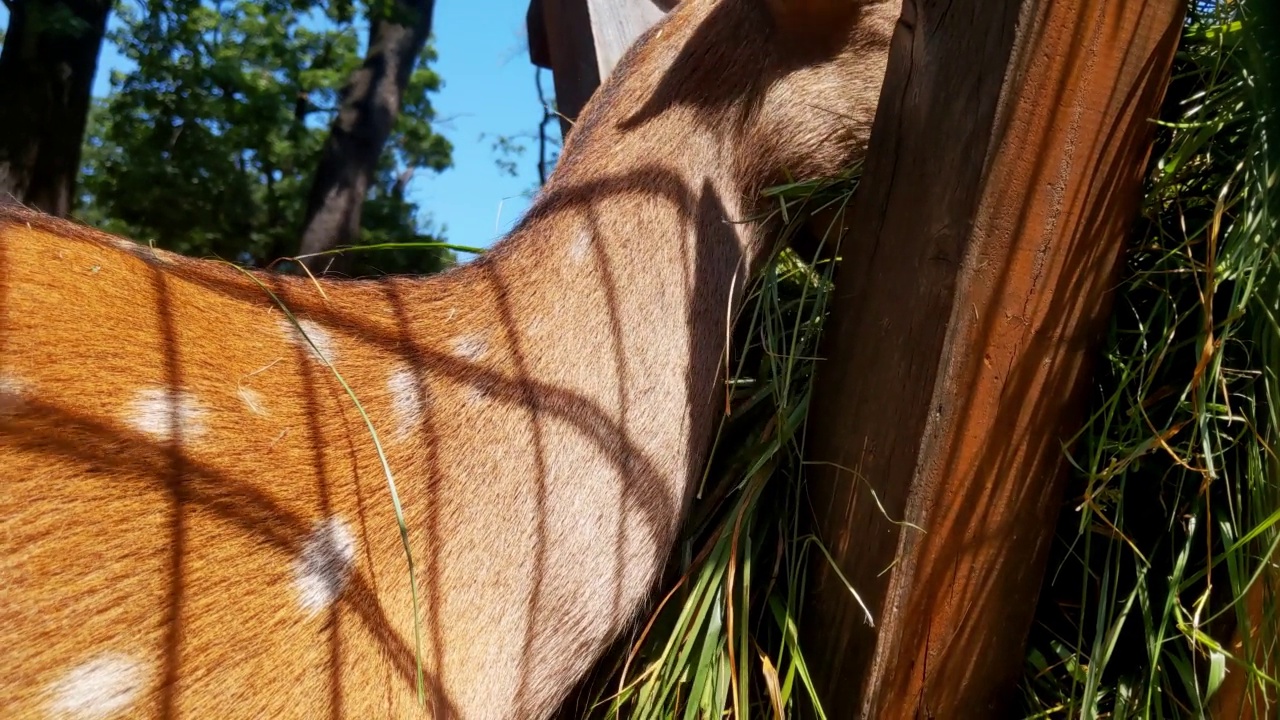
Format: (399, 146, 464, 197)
(76, 0, 455, 274)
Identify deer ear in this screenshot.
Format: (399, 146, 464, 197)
(763, 0, 860, 39)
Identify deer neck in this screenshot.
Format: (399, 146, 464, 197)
(437, 110, 760, 486)
(373, 107, 765, 591)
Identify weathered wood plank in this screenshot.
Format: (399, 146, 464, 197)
(584, 0, 668, 77)
(527, 0, 670, 135)
(1210, 569, 1280, 719)
(800, 0, 1185, 715)
(527, 0, 553, 70)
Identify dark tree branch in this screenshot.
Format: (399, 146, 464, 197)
(0, 0, 112, 216)
(291, 0, 437, 275)
(535, 67, 553, 186)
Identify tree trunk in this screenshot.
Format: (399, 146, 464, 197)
(292, 0, 435, 275)
(798, 0, 1185, 715)
(0, 0, 111, 217)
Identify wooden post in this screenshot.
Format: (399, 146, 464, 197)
(526, 0, 671, 136)
(801, 0, 1185, 716)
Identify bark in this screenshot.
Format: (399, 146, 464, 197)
(292, 0, 436, 275)
(0, 0, 111, 217)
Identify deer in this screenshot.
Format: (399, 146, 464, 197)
(0, 0, 897, 716)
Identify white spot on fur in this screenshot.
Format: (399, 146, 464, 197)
(279, 318, 336, 364)
(387, 366, 429, 440)
(525, 315, 546, 338)
(293, 517, 356, 615)
(570, 228, 592, 264)
(0, 373, 27, 415)
(452, 334, 489, 361)
(238, 386, 267, 416)
(125, 388, 207, 441)
(48, 652, 146, 720)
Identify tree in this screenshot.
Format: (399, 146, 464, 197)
(0, 0, 112, 217)
(79, 0, 454, 275)
(294, 0, 442, 275)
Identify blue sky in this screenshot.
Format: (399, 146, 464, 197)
(0, 0, 552, 252)
(413, 0, 553, 249)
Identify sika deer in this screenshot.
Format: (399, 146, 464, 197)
(0, 0, 897, 716)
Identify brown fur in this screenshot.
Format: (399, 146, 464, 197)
(0, 0, 897, 717)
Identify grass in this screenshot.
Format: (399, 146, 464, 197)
(1018, 0, 1279, 716)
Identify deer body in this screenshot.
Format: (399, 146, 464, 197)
(0, 0, 896, 717)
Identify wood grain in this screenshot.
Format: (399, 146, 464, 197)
(802, 0, 1185, 715)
